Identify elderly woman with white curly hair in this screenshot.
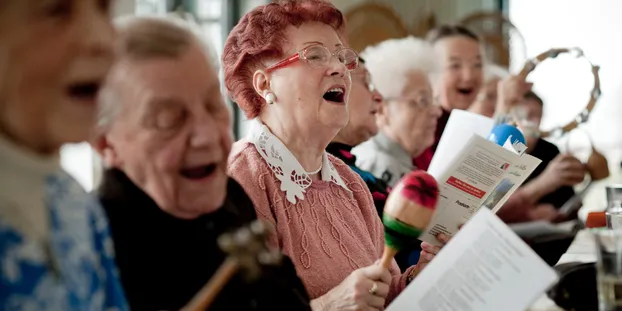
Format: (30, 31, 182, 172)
(352, 36, 442, 187)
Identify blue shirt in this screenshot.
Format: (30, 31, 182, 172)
(0, 136, 128, 311)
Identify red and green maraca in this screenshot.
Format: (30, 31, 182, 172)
(378, 170, 439, 269)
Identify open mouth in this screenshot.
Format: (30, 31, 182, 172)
(67, 81, 101, 102)
(456, 88, 474, 96)
(323, 87, 345, 104)
(180, 164, 217, 180)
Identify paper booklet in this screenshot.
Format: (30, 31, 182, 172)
(387, 208, 559, 311)
(419, 110, 542, 246)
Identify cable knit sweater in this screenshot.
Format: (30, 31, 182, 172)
(228, 140, 414, 303)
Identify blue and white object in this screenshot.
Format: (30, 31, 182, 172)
(488, 124, 526, 147)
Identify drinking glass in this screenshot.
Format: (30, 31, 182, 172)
(594, 229, 622, 311)
(607, 202, 622, 230)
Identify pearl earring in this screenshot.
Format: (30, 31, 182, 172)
(265, 92, 276, 105)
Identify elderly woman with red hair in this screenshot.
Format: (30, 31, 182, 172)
(223, 1, 429, 310)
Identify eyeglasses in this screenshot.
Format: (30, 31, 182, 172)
(384, 93, 436, 109)
(266, 44, 359, 73)
(352, 70, 376, 93)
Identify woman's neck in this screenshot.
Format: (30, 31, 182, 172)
(261, 119, 331, 174)
(0, 120, 59, 155)
(380, 125, 422, 158)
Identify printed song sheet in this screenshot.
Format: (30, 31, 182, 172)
(387, 208, 558, 311)
(420, 109, 541, 245)
(419, 134, 540, 245)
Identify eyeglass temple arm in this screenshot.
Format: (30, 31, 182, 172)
(265, 54, 301, 73)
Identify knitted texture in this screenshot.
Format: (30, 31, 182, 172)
(228, 140, 413, 303)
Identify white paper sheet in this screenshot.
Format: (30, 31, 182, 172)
(427, 110, 495, 179)
(387, 208, 559, 311)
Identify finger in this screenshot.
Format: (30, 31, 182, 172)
(361, 265, 391, 284)
(374, 281, 390, 298)
(562, 167, 586, 177)
(567, 170, 587, 180)
(366, 294, 386, 309)
(421, 242, 442, 254)
(436, 233, 450, 244)
(562, 172, 586, 183)
(421, 250, 435, 261)
(567, 164, 587, 174)
(556, 154, 576, 162)
(379, 267, 392, 285)
(561, 159, 585, 170)
(416, 262, 429, 274)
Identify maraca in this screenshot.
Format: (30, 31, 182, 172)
(379, 170, 439, 269)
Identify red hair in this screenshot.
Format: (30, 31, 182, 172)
(222, 0, 346, 119)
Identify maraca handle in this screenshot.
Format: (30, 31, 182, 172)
(378, 246, 398, 269)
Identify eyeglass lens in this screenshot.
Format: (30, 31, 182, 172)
(303, 45, 358, 71)
(364, 72, 375, 92)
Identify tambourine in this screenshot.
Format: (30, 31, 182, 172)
(518, 47, 601, 138)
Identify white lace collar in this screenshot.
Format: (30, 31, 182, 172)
(247, 119, 350, 204)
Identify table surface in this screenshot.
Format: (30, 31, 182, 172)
(527, 230, 596, 311)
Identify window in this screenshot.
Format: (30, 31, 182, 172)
(136, 0, 168, 15)
(510, 0, 622, 218)
(60, 143, 96, 191)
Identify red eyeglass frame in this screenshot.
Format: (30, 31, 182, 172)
(265, 44, 359, 73)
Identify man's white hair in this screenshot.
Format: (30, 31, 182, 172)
(97, 15, 219, 128)
(484, 63, 510, 83)
(361, 36, 439, 98)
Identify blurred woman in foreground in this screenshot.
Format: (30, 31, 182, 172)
(0, 1, 127, 309)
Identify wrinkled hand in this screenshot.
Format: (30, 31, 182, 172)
(411, 233, 450, 278)
(496, 75, 533, 113)
(539, 154, 586, 191)
(313, 264, 391, 311)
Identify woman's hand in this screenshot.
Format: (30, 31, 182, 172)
(410, 233, 450, 279)
(537, 154, 586, 192)
(311, 264, 391, 311)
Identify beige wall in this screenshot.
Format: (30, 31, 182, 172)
(332, 0, 498, 30)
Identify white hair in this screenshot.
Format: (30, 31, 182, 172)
(484, 63, 510, 83)
(113, 14, 219, 68)
(97, 15, 219, 128)
(361, 36, 439, 98)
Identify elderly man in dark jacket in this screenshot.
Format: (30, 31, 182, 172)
(91, 16, 310, 311)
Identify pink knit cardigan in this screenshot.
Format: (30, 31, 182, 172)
(228, 140, 414, 303)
